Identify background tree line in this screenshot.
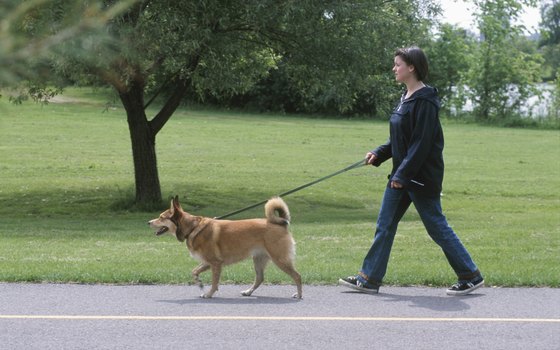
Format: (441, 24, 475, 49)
(1, 0, 558, 207)
(191, 0, 558, 125)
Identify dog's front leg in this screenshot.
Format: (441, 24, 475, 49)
(192, 263, 210, 290)
(242, 254, 269, 297)
(201, 264, 222, 299)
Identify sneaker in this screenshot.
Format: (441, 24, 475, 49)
(446, 276, 484, 296)
(339, 275, 380, 294)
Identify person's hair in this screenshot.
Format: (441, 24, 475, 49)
(395, 46, 429, 81)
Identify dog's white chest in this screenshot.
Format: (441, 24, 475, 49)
(189, 250, 205, 263)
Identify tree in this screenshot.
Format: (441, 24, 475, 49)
(206, 1, 438, 118)
(195, 1, 439, 117)
(468, 0, 543, 121)
(0, 0, 136, 100)
(538, 0, 560, 81)
(11, 0, 440, 207)
(425, 24, 475, 116)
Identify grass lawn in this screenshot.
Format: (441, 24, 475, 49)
(1, 88, 559, 287)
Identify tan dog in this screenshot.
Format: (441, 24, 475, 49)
(148, 196, 302, 299)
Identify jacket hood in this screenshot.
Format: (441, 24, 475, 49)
(403, 85, 440, 109)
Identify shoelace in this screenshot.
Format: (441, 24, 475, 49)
(450, 282, 462, 289)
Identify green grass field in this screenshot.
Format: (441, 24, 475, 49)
(1, 88, 559, 287)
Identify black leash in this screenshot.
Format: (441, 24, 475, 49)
(215, 159, 366, 219)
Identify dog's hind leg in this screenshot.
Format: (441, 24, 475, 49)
(192, 263, 210, 289)
(270, 257, 303, 299)
(241, 254, 270, 297)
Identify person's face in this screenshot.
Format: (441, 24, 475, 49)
(393, 55, 415, 83)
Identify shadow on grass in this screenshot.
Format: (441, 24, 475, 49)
(1, 185, 387, 224)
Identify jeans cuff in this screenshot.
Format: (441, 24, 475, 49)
(458, 269, 481, 282)
(357, 271, 369, 284)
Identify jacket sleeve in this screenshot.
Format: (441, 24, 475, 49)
(392, 100, 438, 186)
(371, 138, 392, 166)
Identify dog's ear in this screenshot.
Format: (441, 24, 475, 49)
(172, 195, 181, 212)
(168, 198, 175, 215)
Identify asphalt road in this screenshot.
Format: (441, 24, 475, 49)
(1, 283, 558, 349)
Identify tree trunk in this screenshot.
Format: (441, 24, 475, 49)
(119, 82, 162, 206)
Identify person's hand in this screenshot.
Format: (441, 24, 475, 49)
(390, 181, 403, 189)
(365, 152, 377, 165)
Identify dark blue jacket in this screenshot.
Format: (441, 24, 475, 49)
(371, 86, 444, 196)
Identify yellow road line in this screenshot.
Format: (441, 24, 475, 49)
(0, 315, 559, 323)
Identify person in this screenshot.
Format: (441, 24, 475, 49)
(339, 46, 483, 296)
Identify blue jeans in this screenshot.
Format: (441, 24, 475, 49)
(359, 187, 480, 284)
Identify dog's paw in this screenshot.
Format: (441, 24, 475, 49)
(241, 289, 254, 297)
(200, 293, 213, 299)
(292, 292, 303, 299)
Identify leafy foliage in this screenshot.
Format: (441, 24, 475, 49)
(0, 0, 136, 88)
(467, 0, 543, 121)
(188, 1, 439, 117)
(538, 0, 560, 81)
(425, 24, 475, 116)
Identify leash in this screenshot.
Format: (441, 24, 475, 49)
(215, 159, 366, 220)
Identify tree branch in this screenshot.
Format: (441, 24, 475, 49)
(147, 51, 201, 134)
(143, 67, 181, 110)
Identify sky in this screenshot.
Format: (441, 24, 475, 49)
(439, 0, 542, 33)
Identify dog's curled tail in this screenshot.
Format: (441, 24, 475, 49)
(265, 197, 291, 225)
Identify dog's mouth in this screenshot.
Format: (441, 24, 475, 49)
(155, 227, 169, 236)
